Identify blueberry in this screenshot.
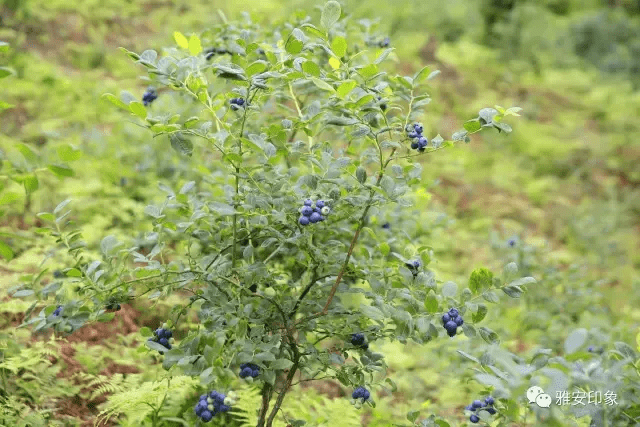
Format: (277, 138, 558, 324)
(465, 405, 474, 411)
(485, 396, 494, 405)
(446, 329, 457, 338)
(116, 304, 121, 311)
(379, 37, 390, 48)
(159, 338, 169, 347)
(413, 123, 423, 134)
(53, 306, 62, 316)
(411, 141, 419, 149)
(309, 212, 322, 223)
(455, 316, 464, 326)
(240, 367, 252, 378)
(200, 410, 213, 422)
(418, 136, 428, 148)
(351, 333, 365, 346)
(472, 400, 484, 409)
(587, 346, 594, 352)
(382, 222, 390, 229)
(315, 200, 325, 209)
(486, 407, 497, 414)
(301, 206, 313, 216)
(251, 369, 259, 378)
(303, 199, 313, 206)
(442, 313, 451, 324)
(163, 329, 172, 338)
(219, 404, 230, 412)
(444, 320, 457, 331)
(508, 239, 516, 247)
(299, 216, 310, 226)
(448, 308, 459, 318)
(236, 98, 245, 106)
(412, 260, 421, 268)
(407, 131, 418, 139)
(470, 414, 480, 423)
(53, 270, 64, 278)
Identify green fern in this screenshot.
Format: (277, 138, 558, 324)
(95, 374, 199, 426)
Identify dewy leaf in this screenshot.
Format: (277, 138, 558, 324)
(174, 31, 189, 49)
(321, 1, 341, 31)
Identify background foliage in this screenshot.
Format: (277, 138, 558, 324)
(0, 0, 639, 426)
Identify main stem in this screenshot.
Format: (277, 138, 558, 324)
(232, 86, 251, 269)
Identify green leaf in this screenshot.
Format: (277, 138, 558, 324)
(407, 410, 420, 423)
(174, 31, 189, 49)
(374, 48, 394, 64)
(0, 67, 14, 79)
(356, 166, 367, 184)
(337, 80, 357, 98)
(424, 292, 438, 313)
(478, 327, 499, 344)
(66, 268, 82, 277)
(0, 191, 20, 205)
(271, 359, 294, 370)
(564, 328, 587, 354)
(0, 100, 14, 111)
(427, 70, 441, 80)
(301, 23, 326, 40)
(37, 212, 55, 222)
(129, 101, 147, 119)
(188, 34, 202, 55)
(17, 143, 38, 163)
(360, 303, 384, 321)
(0, 240, 14, 261)
(463, 119, 482, 133)
(508, 276, 536, 287)
(456, 350, 480, 363)
(101, 93, 129, 110)
(23, 174, 38, 194)
(469, 267, 493, 294)
(254, 351, 276, 362)
(311, 78, 334, 92)
(57, 144, 82, 162)
(331, 36, 347, 58)
(246, 60, 268, 77)
(413, 66, 431, 83)
(502, 285, 523, 298)
(302, 61, 320, 77)
(482, 291, 500, 303)
(321, 1, 341, 31)
(12, 289, 34, 297)
(472, 304, 488, 323)
(54, 199, 72, 215)
(47, 164, 74, 177)
(169, 133, 193, 157)
(441, 281, 457, 297)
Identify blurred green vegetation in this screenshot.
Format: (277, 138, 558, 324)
(0, 0, 639, 425)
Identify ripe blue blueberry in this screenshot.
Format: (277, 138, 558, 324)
(470, 414, 480, 423)
(442, 313, 451, 324)
(413, 123, 423, 134)
(472, 400, 484, 409)
(379, 36, 390, 48)
(465, 405, 473, 411)
(240, 367, 253, 378)
(309, 212, 322, 223)
(382, 222, 390, 229)
(352, 386, 370, 400)
(407, 131, 418, 139)
(53, 306, 62, 316)
(448, 308, 459, 318)
(304, 199, 313, 206)
(299, 216, 310, 226)
(200, 410, 213, 422)
(418, 136, 428, 148)
(486, 407, 497, 415)
(485, 396, 494, 405)
(142, 88, 158, 106)
(315, 200, 325, 209)
(411, 141, 419, 149)
(159, 338, 169, 347)
(351, 333, 365, 345)
(455, 316, 464, 326)
(508, 239, 516, 247)
(301, 206, 313, 216)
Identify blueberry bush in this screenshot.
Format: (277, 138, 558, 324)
(19, 1, 529, 425)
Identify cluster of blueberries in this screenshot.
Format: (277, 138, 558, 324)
(442, 308, 464, 337)
(465, 396, 497, 423)
(239, 362, 260, 379)
(350, 333, 369, 350)
(350, 386, 371, 409)
(229, 97, 246, 111)
(106, 303, 121, 311)
(406, 123, 429, 152)
(148, 326, 173, 354)
(194, 390, 236, 422)
(298, 199, 330, 226)
(142, 87, 158, 106)
(52, 306, 62, 317)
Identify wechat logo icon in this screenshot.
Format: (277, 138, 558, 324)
(527, 386, 552, 408)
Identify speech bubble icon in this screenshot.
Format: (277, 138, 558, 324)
(526, 386, 544, 403)
(536, 393, 552, 408)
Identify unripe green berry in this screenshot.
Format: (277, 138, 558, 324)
(207, 397, 213, 404)
(354, 401, 362, 409)
(207, 404, 214, 411)
(264, 288, 276, 297)
(350, 399, 356, 405)
(169, 338, 175, 344)
(162, 323, 169, 329)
